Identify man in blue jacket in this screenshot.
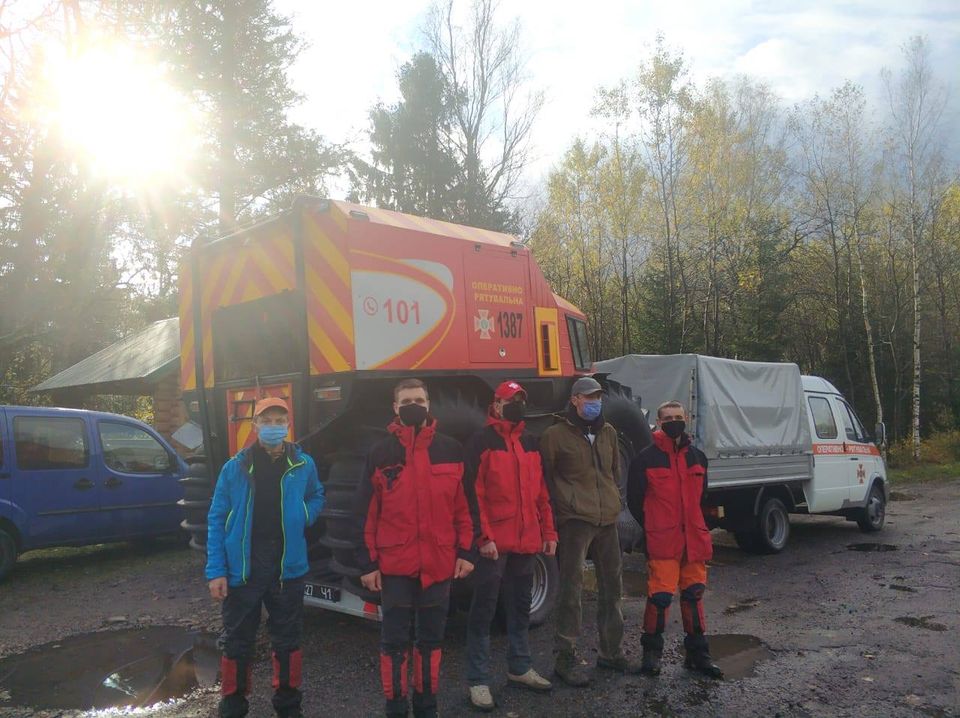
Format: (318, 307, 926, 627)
(206, 397, 324, 718)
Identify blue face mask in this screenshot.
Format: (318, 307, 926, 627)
(257, 424, 288, 447)
(580, 400, 602, 421)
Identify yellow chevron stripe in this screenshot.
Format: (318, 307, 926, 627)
(250, 242, 293, 293)
(308, 315, 350, 371)
(305, 263, 354, 342)
(201, 253, 229, 311)
(308, 217, 350, 287)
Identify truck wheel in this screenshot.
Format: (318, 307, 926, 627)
(856, 483, 886, 532)
(756, 497, 790, 553)
(528, 553, 559, 627)
(0, 528, 17, 582)
(734, 497, 790, 554)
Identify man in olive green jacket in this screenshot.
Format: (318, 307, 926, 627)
(540, 377, 640, 687)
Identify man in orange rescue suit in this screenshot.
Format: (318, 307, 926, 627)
(355, 378, 478, 718)
(463, 380, 558, 711)
(627, 400, 723, 679)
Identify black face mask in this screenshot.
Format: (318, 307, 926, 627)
(502, 401, 526, 423)
(398, 403, 428, 427)
(661, 420, 686, 439)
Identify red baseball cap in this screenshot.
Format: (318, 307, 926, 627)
(254, 397, 289, 416)
(494, 381, 527, 401)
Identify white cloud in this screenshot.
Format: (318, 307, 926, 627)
(274, 0, 959, 196)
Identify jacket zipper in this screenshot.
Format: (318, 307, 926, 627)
(279, 457, 306, 587)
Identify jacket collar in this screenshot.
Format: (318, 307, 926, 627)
(388, 416, 437, 449)
(564, 403, 605, 433)
(653, 429, 691, 453)
(486, 409, 525, 439)
(239, 441, 302, 472)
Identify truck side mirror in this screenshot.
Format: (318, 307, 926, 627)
(874, 422, 887, 447)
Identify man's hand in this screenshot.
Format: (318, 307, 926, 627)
(361, 570, 382, 592)
(479, 541, 499, 561)
(208, 577, 228, 601)
(542, 540, 558, 556)
(454, 558, 474, 579)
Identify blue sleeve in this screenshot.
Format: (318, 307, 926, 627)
(304, 457, 325, 526)
(205, 463, 232, 580)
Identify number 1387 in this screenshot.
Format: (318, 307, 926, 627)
(497, 311, 523, 338)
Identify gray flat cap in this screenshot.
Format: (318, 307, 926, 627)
(571, 376, 602, 396)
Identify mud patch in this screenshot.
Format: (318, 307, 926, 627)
(582, 565, 648, 598)
(888, 491, 916, 501)
(723, 598, 761, 615)
(894, 616, 948, 632)
(889, 584, 917, 593)
(0, 626, 219, 711)
(847, 543, 898, 552)
(708, 634, 773, 680)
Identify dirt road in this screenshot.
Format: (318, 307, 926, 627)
(1, 479, 957, 717)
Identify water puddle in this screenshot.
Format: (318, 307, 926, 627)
(708, 634, 773, 680)
(894, 616, 948, 632)
(847, 543, 898, 552)
(582, 565, 648, 597)
(0, 626, 219, 711)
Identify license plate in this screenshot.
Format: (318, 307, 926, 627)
(304, 582, 341, 603)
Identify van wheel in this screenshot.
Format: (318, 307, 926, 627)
(0, 528, 17, 581)
(528, 553, 559, 627)
(857, 483, 886, 532)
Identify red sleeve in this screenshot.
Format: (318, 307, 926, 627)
(453, 466, 480, 563)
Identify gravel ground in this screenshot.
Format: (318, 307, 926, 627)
(0, 479, 957, 718)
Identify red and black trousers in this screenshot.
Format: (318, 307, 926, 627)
(379, 576, 450, 718)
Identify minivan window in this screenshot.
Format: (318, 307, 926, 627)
(14, 416, 89, 470)
(99, 422, 172, 473)
(808, 396, 838, 439)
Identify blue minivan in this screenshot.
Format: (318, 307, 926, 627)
(0, 406, 187, 579)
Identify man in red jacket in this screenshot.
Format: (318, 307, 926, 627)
(627, 401, 723, 679)
(356, 378, 477, 718)
(463, 380, 558, 711)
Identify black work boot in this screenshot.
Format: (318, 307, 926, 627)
(553, 651, 592, 687)
(640, 632, 664, 676)
(683, 634, 724, 679)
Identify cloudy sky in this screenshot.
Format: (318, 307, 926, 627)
(276, 0, 959, 189)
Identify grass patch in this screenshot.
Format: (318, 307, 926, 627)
(888, 462, 960, 485)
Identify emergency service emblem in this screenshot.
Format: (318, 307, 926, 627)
(474, 309, 495, 340)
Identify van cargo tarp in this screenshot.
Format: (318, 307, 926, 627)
(595, 354, 811, 459)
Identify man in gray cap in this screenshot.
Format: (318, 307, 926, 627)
(539, 377, 640, 686)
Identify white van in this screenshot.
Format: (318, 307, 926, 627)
(594, 354, 888, 553)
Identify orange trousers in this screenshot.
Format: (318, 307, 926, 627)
(646, 557, 707, 596)
(644, 557, 708, 636)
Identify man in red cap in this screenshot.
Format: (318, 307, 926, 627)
(462, 380, 558, 711)
(206, 397, 325, 718)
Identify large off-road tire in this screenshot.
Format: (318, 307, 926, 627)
(857, 482, 886, 532)
(601, 379, 652, 553)
(0, 527, 17, 582)
(179, 455, 213, 551)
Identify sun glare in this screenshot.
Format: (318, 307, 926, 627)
(39, 40, 199, 186)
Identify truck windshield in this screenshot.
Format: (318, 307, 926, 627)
(212, 291, 305, 382)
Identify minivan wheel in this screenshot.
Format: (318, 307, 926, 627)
(0, 528, 17, 582)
